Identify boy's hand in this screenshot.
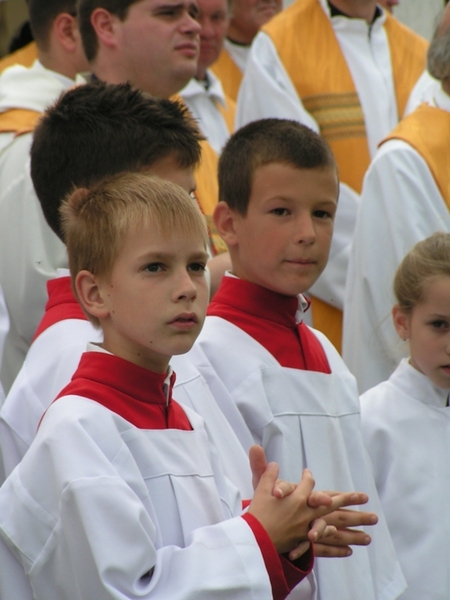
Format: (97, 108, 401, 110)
(314, 502, 378, 558)
(248, 463, 369, 557)
(248, 446, 377, 559)
(249, 445, 296, 498)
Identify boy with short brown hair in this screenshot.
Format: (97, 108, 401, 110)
(188, 118, 407, 600)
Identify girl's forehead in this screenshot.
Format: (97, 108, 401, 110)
(418, 274, 450, 305)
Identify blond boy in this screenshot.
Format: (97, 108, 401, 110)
(0, 172, 362, 599)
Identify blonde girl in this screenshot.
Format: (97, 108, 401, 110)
(360, 232, 450, 600)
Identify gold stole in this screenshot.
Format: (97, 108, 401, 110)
(211, 48, 243, 103)
(263, 0, 427, 352)
(171, 95, 225, 255)
(381, 103, 450, 209)
(263, 0, 427, 194)
(0, 42, 38, 73)
(0, 108, 42, 135)
(196, 139, 228, 255)
(217, 93, 236, 135)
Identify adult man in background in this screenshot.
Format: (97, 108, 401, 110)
(211, 0, 282, 101)
(78, 0, 231, 283)
(180, 0, 235, 154)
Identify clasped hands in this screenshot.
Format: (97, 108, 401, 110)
(247, 445, 377, 561)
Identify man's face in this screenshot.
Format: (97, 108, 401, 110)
(145, 153, 196, 196)
(228, 0, 282, 44)
(196, 0, 230, 79)
(114, 0, 201, 97)
(377, 0, 399, 12)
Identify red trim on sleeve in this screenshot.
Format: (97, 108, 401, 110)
(242, 512, 313, 600)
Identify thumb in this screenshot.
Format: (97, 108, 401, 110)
(249, 445, 268, 491)
(253, 460, 280, 495)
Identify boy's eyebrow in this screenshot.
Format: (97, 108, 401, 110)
(139, 250, 209, 261)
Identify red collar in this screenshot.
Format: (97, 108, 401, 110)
(208, 277, 330, 373)
(33, 276, 87, 341)
(55, 352, 192, 430)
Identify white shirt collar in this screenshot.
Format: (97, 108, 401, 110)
(392, 358, 450, 409)
(431, 83, 450, 113)
(180, 69, 226, 107)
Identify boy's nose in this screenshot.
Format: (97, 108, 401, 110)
(175, 272, 198, 301)
(294, 215, 316, 244)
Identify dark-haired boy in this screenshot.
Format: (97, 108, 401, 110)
(77, 0, 229, 262)
(0, 83, 251, 497)
(188, 118, 407, 600)
(0, 171, 359, 599)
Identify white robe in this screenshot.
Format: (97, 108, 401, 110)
(180, 69, 231, 155)
(0, 272, 253, 497)
(223, 38, 250, 75)
(343, 86, 450, 393)
(0, 386, 278, 600)
(404, 70, 440, 115)
(0, 282, 8, 374)
(188, 310, 406, 600)
(360, 359, 450, 600)
(0, 60, 83, 391)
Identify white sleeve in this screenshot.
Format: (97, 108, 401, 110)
(0, 283, 8, 372)
(343, 140, 450, 393)
(235, 32, 319, 132)
(309, 183, 359, 309)
(0, 473, 273, 600)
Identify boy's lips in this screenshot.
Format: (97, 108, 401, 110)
(284, 258, 316, 266)
(169, 312, 199, 330)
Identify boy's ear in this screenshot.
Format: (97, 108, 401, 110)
(75, 270, 110, 321)
(213, 201, 240, 247)
(392, 304, 410, 342)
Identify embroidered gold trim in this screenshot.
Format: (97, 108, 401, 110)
(303, 93, 366, 141)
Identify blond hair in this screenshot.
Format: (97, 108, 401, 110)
(394, 232, 450, 314)
(61, 172, 208, 326)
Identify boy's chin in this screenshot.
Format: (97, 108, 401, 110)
(269, 278, 323, 298)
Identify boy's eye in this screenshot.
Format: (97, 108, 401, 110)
(188, 262, 206, 273)
(144, 263, 165, 273)
(313, 209, 333, 219)
(270, 208, 290, 216)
